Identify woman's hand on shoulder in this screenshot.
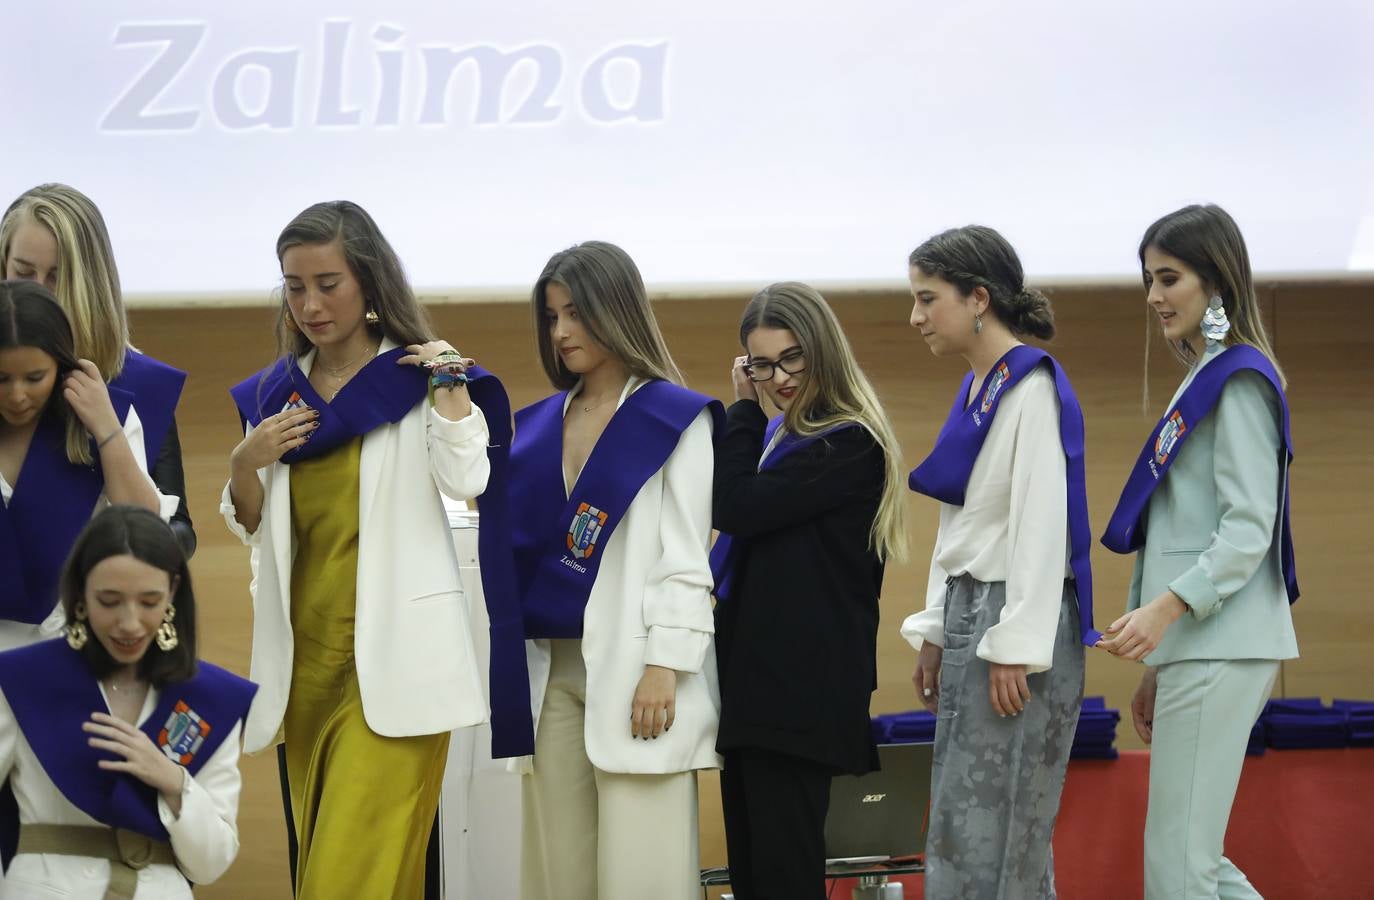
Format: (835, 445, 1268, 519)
(398, 341, 475, 369)
(231, 407, 319, 472)
(63, 360, 121, 441)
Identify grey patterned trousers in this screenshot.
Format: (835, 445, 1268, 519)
(924, 575, 1085, 900)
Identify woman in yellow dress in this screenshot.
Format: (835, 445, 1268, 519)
(221, 201, 529, 897)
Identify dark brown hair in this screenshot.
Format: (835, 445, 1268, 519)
(274, 201, 435, 358)
(1138, 204, 1284, 385)
(909, 225, 1054, 339)
(60, 505, 198, 686)
(530, 241, 682, 390)
(0, 280, 91, 464)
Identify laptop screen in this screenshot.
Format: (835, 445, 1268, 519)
(823, 742, 933, 864)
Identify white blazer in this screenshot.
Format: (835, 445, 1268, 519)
(221, 342, 492, 753)
(524, 379, 722, 775)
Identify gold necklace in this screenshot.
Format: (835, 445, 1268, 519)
(318, 342, 378, 379)
(581, 395, 616, 413)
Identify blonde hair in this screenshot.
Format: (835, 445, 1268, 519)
(740, 282, 909, 563)
(531, 241, 683, 389)
(1139, 204, 1285, 389)
(0, 184, 129, 380)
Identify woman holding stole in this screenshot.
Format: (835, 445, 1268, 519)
(222, 201, 530, 899)
(900, 226, 1095, 898)
(508, 241, 720, 900)
(0, 504, 256, 898)
(0, 281, 171, 649)
(1, 184, 193, 557)
(1097, 204, 1298, 900)
(711, 282, 907, 900)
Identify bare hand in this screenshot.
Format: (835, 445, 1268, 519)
(731, 356, 759, 404)
(84, 712, 185, 798)
(231, 406, 319, 471)
(913, 643, 943, 713)
(63, 360, 121, 441)
(398, 341, 474, 369)
(989, 663, 1031, 716)
(1131, 668, 1158, 744)
(1096, 591, 1187, 661)
(630, 664, 677, 739)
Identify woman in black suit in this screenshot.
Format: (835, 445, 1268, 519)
(711, 281, 908, 900)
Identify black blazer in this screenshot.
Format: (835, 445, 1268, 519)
(712, 400, 886, 775)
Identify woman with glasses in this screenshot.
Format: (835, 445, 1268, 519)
(711, 282, 907, 900)
(900, 226, 1093, 898)
(507, 241, 721, 900)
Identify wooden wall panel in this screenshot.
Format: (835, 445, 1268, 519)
(123, 280, 1371, 897)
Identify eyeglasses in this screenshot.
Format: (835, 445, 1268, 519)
(742, 351, 807, 382)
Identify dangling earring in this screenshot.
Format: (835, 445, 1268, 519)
(156, 605, 179, 652)
(66, 603, 89, 650)
(974, 311, 984, 335)
(364, 308, 381, 326)
(1202, 295, 1230, 346)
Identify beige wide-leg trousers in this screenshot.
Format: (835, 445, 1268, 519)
(521, 638, 700, 900)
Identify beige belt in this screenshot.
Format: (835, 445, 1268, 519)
(17, 823, 176, 900)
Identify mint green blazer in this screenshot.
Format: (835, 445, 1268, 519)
(1127, 344, 1299, 664)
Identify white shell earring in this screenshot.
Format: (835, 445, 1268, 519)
(1202, 295, 1230, 345)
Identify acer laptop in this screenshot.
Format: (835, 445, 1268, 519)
(824, 742, 933, 865)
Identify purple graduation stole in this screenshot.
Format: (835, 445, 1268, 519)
(230, 352, 536, 757)
(0, 388, 134, 625)
(0, 639, 256, 841)
(708, 415, 858, 602)
(508, 381, 723, 639)
(1101, 345, 1298, 603)
(909, 345, 1100, 644)
(229, 348, 427, 461)
(110, 350, 186, 469)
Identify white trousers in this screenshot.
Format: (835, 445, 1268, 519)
(520, 639, 700, 900)
(1145, 658, 1279, 900)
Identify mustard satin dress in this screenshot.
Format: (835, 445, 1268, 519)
(284, 436, 450, 899)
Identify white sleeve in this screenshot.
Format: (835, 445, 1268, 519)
(160, 720, 244, 885)
(120, 406, 179, 522)
(642, 410, 716, 674)
(219, 422, 266, 548)
(900, 541, 950, 650)
(427, 402, 492, 502)
(977, 376, 1069, 673)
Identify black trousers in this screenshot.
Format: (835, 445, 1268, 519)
(720, 747, 834, 900)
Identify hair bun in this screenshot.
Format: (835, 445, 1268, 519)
(1010, 286, 1055, 340)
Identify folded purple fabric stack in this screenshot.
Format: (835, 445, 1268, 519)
(1333, 699, 1374, 747)
(1261, 698, 1349, 749)
(1071, 696, 1121, 759)
(870, 710, 937, 745)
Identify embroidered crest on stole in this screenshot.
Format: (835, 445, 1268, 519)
(566, 503, 609, 559)
(158, 701, 211, 765)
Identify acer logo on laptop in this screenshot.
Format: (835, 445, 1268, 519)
(861, 793, 887, 803)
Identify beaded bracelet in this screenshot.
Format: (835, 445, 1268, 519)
(431, 366, 470, 391)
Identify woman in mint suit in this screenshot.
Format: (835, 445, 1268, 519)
(1097, 204, 1298, 900)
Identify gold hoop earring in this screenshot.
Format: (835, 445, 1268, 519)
(66, 603, 89, 650)
(156, 605, 179, 652)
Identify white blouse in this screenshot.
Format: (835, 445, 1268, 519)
(0, 408, 178, 653)
(0, 684, 244, 898)
(900, 366, 1071, 673)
